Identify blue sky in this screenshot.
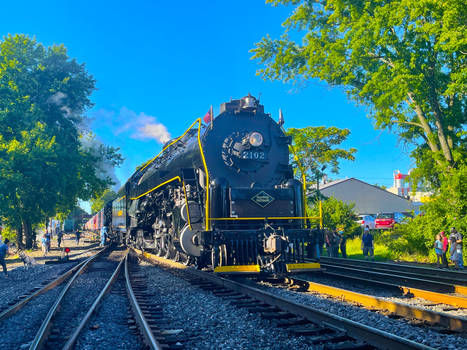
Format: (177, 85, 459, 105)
(1, 1, 414, 198)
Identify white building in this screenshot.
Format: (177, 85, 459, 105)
(386, 170, 432, 203)
(317, 178, 419, 215)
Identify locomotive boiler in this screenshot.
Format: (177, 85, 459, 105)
(112, 95, 319, 274)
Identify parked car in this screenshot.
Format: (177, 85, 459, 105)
(375, 213, 396, 230)
(355, 214, 376, 230)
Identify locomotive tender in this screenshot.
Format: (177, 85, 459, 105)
(89, 95, 320, 274)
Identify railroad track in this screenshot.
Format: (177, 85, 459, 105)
(0, 247, 129, 350)
(282, 276, 467, 332)
(135, 249, 434, 350)
(0, 248, 106, 324)
(315, 257, 467, 293)
(293, 257, 467, 332)
(29, 247, 127, 349)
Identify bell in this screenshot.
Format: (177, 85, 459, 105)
(242, 93, 257, 110)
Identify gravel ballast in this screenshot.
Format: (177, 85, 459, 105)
(301, 273, 467, 317)
(75, 278, 142, 350)
(140, 261, 323, 349)
(255, 279, 467, 349)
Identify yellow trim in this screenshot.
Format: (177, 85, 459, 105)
(130, 176, 181, 200)
(214, 265, 260, 274)
(128, 117, 210, 229)
(139, 119, 199, 172)
(319, 200, 323, 229)
(182, 180, 192, 230)
(116, 195, 126, 202)
(286, 262, 320, 272)
(196, 118, 210, 231)
(210, 216, 321, 221)
(281, 126, 309, 228)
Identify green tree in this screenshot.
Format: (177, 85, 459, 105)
(91, 189, 118, 214)
(0, 34, 122, 248)
(287, 126, 356, 181)
(252, 0, 466, 171)
(388, 164, 467, 259)
(309, 196, 360, 234)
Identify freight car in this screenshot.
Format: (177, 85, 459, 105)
(103, 95, 320, 274)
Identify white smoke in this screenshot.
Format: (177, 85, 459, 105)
(138, 123, 171, 143)
(80, 133, 121, 190)
(48, 92, 73, 118)
(94, 107, 171, 144)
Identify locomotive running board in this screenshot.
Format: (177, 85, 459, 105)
(286, 262, 321, 273)
(214, 265, 261, 274)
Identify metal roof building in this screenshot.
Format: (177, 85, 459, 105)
(318, 178, 419, 215)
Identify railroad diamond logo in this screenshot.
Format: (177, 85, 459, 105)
(251, 191, 275, 208)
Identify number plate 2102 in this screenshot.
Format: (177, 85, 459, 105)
(241, 151, 266, 160)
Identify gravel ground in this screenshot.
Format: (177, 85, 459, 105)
(75, 277, 143, 350)
(140, 260, 367, 350)
(301, 273, 467, 317)
(47, 249, 125, 348)
(0, 283, 64, 350)
(0, 262, 78, 309)
(255, 279, 467, 349)
(0, 242, 99, 309)
(0, 248, 124, 349)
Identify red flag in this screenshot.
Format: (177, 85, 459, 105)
(203, 110, 212, 123)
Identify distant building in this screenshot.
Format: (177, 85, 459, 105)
(386, 170, 432, 203)
(317, 178, 419, 215)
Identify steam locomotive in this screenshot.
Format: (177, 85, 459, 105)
(87, 95, 320, 274)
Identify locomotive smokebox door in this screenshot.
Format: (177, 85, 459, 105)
(264, 235, 287, 254)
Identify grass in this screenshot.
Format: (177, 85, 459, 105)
(345, 236, 397, 261)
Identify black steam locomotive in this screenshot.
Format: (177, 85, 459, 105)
(111, 95, 319, 274)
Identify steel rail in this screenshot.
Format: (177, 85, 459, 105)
(29, 248, 107, 350)
(124, 253, 164, 350)
(61, 249, 128, 350)
(0, 258, 89, 322)
(322, 270, 467, 308)
(319, 263, 465, 294)
(318, 257, 467, 285)
(285, 276, 467, 331)
(137, 250, 434, 350)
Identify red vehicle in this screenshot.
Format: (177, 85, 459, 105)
(375, 213, 396, 230)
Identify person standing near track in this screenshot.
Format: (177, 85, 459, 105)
(440, 231, 449, 268)
(338, 228, 347, 258)
(361, 227, 374, 261)
(325, 229, 335, 257)
(57, 230, 63, 248)
(45, 231, 51, 254)
(100, 225, 107, 247)
(451, 228, 463, 269)
(41, 233, 48, 256)
(75, 230, 81, 245)
(0, 238, 10, 276)
(434, 234, 443, 268)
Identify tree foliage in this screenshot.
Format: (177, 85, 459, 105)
(287, 126, 356, 180)
(0, 34, 122, 247)
(91, 189, 118, 214)
(309, 196, 360, 235)
(252, 0, 466, 172)
(386, 164, 467, 260)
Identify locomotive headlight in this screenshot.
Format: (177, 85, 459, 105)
(249, 132, 263, 147)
